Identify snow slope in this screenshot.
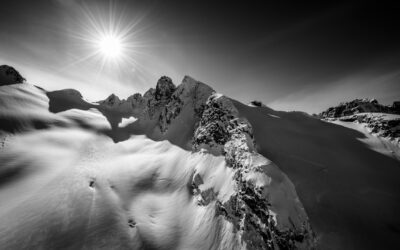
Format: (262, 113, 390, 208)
(0, 129, 239, 249)
(234, 101, 400, 250)
(330, 118, 400, 161)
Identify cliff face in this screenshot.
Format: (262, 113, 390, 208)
(193, 93, 314, 249)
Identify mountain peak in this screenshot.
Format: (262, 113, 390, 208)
(155, 76, 176, 101)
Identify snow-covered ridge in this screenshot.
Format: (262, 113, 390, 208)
(193, 93, 314, 249)
(95, 79, 315, 248)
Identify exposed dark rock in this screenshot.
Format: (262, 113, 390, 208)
(0, 65, 26, 85)
(250, 100, 265, 107)
(99, 94, 121, 107)
(155, 76, 176, 101)
(320, 99, 400, 142)
(319, 98, 400, 118)
(193, 93, 315, 249)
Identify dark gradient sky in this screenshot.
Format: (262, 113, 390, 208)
(1, 0, 399, 113)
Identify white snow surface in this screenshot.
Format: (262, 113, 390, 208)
(0, 129, 243, 249)
(118, 116, 138, 128)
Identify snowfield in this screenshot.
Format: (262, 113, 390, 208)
(0, 128, 243, 249)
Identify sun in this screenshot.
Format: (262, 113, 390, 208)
(97, 34, 123, 59)
(63, 1, 148, 73)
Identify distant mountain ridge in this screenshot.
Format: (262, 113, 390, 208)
(319, 98, 400, 118)
(319, 98, 400, 144)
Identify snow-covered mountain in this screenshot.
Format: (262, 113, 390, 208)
(1, 65, 400, 249)
(0, 66, 314, 249)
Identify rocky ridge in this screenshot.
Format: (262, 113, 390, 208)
(97, 76, 213, 131)
(95, 76, 316, 249)
(192, 94, 314, 249)
(319, 98, 400, 118)
(320, 99, 400, 145)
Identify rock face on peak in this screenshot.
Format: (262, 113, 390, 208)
(95, 75, 214, 140)
(100, 93, 121, 107)
(0, 65, 26, 86)
(155, 76, 176, 101)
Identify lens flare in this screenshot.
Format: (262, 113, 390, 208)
(63, 0, 149, 75)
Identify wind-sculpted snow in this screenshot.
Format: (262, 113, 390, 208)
(0, 129, 245, 249)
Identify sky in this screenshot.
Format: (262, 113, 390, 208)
(0, 0, 399, 113)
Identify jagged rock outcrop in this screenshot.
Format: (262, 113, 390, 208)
(248, 100, 267, 107)
(0, 65, 26, 86)
(320, 99, 400, 144)
(193, 94, 253, 155)
(99, 93, 121, 107)
(319, 98, 400, 118)
(158, 76, 213, 133)
(192, 93, 315, 249)
(339, 113, 400, 141)
(155, 76, 176, 102)
(96, 76, 214, 134)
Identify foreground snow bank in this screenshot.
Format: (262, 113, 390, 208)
(0, 128, 240, 249)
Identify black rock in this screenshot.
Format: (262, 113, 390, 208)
(0, 65, 26, 86)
